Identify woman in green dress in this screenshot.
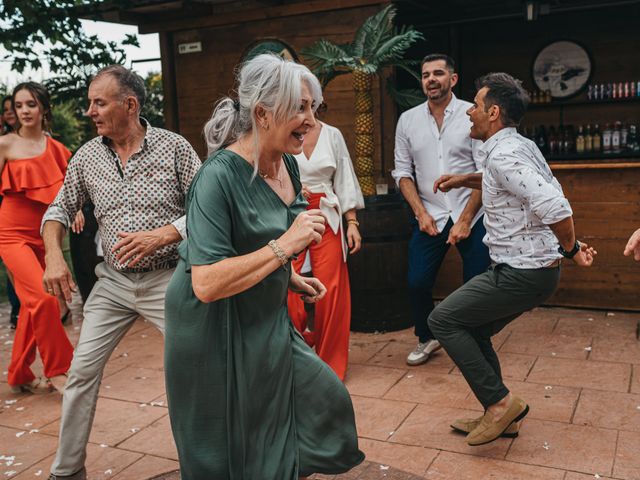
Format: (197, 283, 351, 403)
(164, 54, 365, 480)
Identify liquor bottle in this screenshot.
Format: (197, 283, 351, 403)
(607, 83, 613, 99)
(565, 125, 575, 154)
(593, 124, 602, 152)
(621, 123, 629, 149)
(612, 122, 621, 153)
(618, 82, 624, 99)
(602, 123, 612, 153)
(557, 126, 566, 155)
(612, 82, 617, 99)
(575, 125, 585, 154)
(544, 90, 552, 103)
(628, 124, 640, 153)
(631, 82, 637, 97)
(584, 124, 593, 153)
(548, 126, 558, 156)
(600, 83, 606, 99)
(587, 85, 594, 100)
(624, 81, 630, 98)
(535, 125, 548, 155)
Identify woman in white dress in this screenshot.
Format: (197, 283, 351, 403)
(287, 113, 364, 380)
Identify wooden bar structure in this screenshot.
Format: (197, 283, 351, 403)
(92, 0, 640, 311)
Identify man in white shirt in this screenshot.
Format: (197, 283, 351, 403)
(430, 72, 596, 446)
(392, 54, 490, 366)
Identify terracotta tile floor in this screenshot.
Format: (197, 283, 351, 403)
(1, 304, 639, 479)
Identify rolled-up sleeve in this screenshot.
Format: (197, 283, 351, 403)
(493, 154, 573, 224)
(40, 152, 89, 234)
(391, 114, 414, 186)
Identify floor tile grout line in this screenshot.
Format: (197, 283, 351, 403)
(524, 355, 539, 380)
(610, 429, 621, 478)
(385, 403, 419, 442)
(422, 449, 441, 476)
(628, 364, 634, 394)
(113, 411, 170, 449)
(569, 387, 582, 424)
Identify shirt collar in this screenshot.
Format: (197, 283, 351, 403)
(479, 127, 518, 157)
(101, 117, 152, 152)
(425, 93, 458, 117)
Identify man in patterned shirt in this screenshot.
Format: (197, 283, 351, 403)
(430, 72, 596, 447)
(41, 65, 201, 480)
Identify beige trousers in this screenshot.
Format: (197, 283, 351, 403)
(51, 262, 174, 476)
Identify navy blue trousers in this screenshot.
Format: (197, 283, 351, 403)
(408, 216, 490, 343)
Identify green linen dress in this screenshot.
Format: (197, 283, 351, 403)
(164, 150, 364, 480)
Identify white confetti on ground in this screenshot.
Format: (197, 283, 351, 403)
(607, 312, 615, 317)
(130, 428, 140, 433)
(28, 429, 39, 434)
(15, 432, 25, 438)
(584, 346, 592, 351)
(542, 441, 550, 450)
(594, 474, 601, 479)
(104, 469, 113, 475)
(100, 444, 109, 448)
(4, 400, 17, 405)
(551, 352, 557, 356)
(35, 470, 43, 476)
(15, 407, 24, 412)
(545, 386, 553, 390)
(380, 465, 389, 470)
(24, 423, 32, 428)
(4, 470, 17, 476)
(406, 375, 414, 379)
(588, 317, 594, 321)
(150, 401, 164, 407)
(3, 341, 13, 345)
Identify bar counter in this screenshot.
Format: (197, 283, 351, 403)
(433, 157, 640, 311)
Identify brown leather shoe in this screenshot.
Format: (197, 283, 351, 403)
(450, 416, 519, 438)
(466, 396, 529, 446)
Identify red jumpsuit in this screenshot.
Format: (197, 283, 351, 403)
(0, 137, 73, 387)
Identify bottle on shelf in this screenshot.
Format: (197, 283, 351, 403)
(627, 124, 640, 153)
(575, 125, 585, 154)
(557, 126, 566, 155)
(535, 125, 549, 154)
(621, 122, 629, 150)
(544, 90, 552, 103)
(593, 124, 602, 152)
(612, 122, 622, 153)
(548, 126, 558, 156)
(584, 124, 593, 153)
(565, 125, 575, 154)
(602, 123, 612, 153)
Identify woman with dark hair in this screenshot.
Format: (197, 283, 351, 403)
(0, 82, 73, 394)
(164, 54, 364, 479)
(1, 94, 22, 328)
(1, 95, 19, 134)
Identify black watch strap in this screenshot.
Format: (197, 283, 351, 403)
(558, 240, 580, 259)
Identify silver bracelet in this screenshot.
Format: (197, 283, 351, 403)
(268, 240, 289, 268)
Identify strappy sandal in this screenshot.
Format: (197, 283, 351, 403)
(48, 373, 68, 394)
(9, 377, 53, 394)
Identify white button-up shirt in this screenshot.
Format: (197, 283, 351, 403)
(295, 123, 365, 261)
(392, 94, 484, 231)
(481, 128, 573, 269)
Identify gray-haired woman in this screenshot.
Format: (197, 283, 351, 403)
(164, 54, 364, 479)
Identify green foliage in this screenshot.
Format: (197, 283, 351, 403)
(50, 101, 83, 151)
(142, 72, 164, 127)
(301, 4, 423, 88)
(386, 81, 426, 111)
(0, 1, 140, 101)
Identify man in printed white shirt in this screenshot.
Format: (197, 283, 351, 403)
(392, 54, 490, 366)
(431, 72, 596, 446)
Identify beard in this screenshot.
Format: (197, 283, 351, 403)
(424, 82, 451, 101)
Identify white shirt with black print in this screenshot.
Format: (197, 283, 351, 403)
(481, 127, 573, 269)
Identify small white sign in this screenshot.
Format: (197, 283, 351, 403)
(178, 42, 202, 54)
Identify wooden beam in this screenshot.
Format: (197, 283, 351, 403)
(139, 0, 388, 33)
(549, 160, 640, 170)
(159, 31, 180, 133)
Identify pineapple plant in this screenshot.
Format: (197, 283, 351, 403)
(301, 5, 423, 196)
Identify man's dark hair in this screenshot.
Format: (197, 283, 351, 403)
(94, 65, 146, 111)
(475, 72, 529, 127)
(421, 53, 455, 73)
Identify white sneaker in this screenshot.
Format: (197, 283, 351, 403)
(406, 339, 441, 366)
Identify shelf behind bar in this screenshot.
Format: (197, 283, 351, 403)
(548, 156, 640, 170)
(529, 96, 640, 109)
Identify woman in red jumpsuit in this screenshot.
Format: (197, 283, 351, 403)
(0, 82, 73, 394)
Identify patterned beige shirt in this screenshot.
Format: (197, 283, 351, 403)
(43, 120, 201, 272)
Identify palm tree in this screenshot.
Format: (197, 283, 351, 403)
(301, 4, 423, 196)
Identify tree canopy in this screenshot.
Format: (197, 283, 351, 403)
(1, 0, 139, 100)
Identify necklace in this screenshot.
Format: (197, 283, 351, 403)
(259, 168, 283, 188)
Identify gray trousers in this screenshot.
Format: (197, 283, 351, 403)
(428, 263, 560, 409)
(51, 262, 174, 476)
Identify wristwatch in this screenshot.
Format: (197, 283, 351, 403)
(558, 240, 580, 259)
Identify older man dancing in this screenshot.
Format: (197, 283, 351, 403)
(42, 65, 201, 479)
